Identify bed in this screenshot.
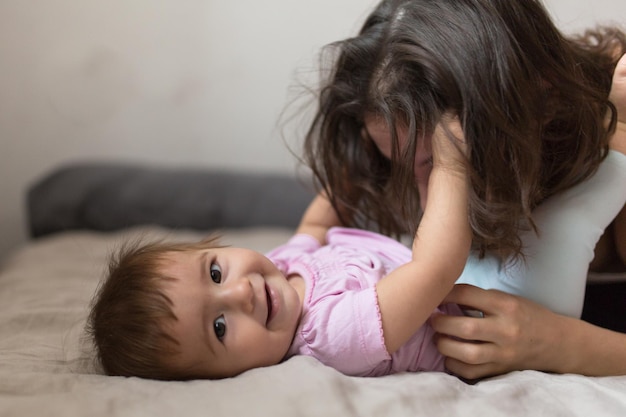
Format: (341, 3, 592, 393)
(2, 161, 626, 417)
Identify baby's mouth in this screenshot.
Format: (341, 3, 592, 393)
(265, 283, 273, 325)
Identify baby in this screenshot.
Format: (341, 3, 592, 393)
(88, 227, 464, 380)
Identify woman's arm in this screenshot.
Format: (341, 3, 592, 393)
(295, 193, 342, 245)
(376, 116, 471, 353)
(432, 284, 626, 378)
(610, 53, 626, 154)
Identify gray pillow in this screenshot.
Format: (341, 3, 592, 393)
(27, 162, 315, 238)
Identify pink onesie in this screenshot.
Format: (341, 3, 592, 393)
(265, 227, 462, 377)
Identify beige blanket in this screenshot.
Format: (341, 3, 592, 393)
(2, 226, 625, 417)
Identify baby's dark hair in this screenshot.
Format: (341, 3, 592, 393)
(87, 236, 221, 380)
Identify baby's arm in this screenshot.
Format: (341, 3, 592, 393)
(376, 116, 471, 353)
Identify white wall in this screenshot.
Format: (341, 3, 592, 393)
(0, 0, 624, 261)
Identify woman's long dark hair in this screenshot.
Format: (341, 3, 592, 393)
(302, 0, 626, 260)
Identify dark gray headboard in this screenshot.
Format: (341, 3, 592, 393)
(27, 162, 315, 238)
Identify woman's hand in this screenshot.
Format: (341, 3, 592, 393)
(431, 284, 567, 379)
(433, 284, 626, 378)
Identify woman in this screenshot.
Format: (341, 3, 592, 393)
(296, 0, 626, 377)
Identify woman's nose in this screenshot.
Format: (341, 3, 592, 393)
(219, 277, 254, 313)
(417, 181, 429, 212)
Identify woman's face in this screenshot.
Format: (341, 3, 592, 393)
(364, 114, 433, 210)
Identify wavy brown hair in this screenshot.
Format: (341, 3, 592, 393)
(87, 236, 222, 380)
(302, 0, 626, 260)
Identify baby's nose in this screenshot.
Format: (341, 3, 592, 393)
(222, 278, 254, 313)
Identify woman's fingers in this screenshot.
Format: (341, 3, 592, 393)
(443, 357, 502, 381)
(435, 332, 508, 379)
(435, 333, 492, 365)
(431, 312, 494, 342)
(440, 284, 506, 315)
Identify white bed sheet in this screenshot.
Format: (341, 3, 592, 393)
(1, 226, 626, 417)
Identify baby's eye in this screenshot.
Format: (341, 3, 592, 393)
(210, 263, 222, 283)
(214, 316, 226, 340)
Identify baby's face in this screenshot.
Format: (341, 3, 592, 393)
(159, 247, 303, 378)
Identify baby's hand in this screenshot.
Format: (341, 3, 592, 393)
(431, 113, 467, 176)
(609, 53, 626, 154)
